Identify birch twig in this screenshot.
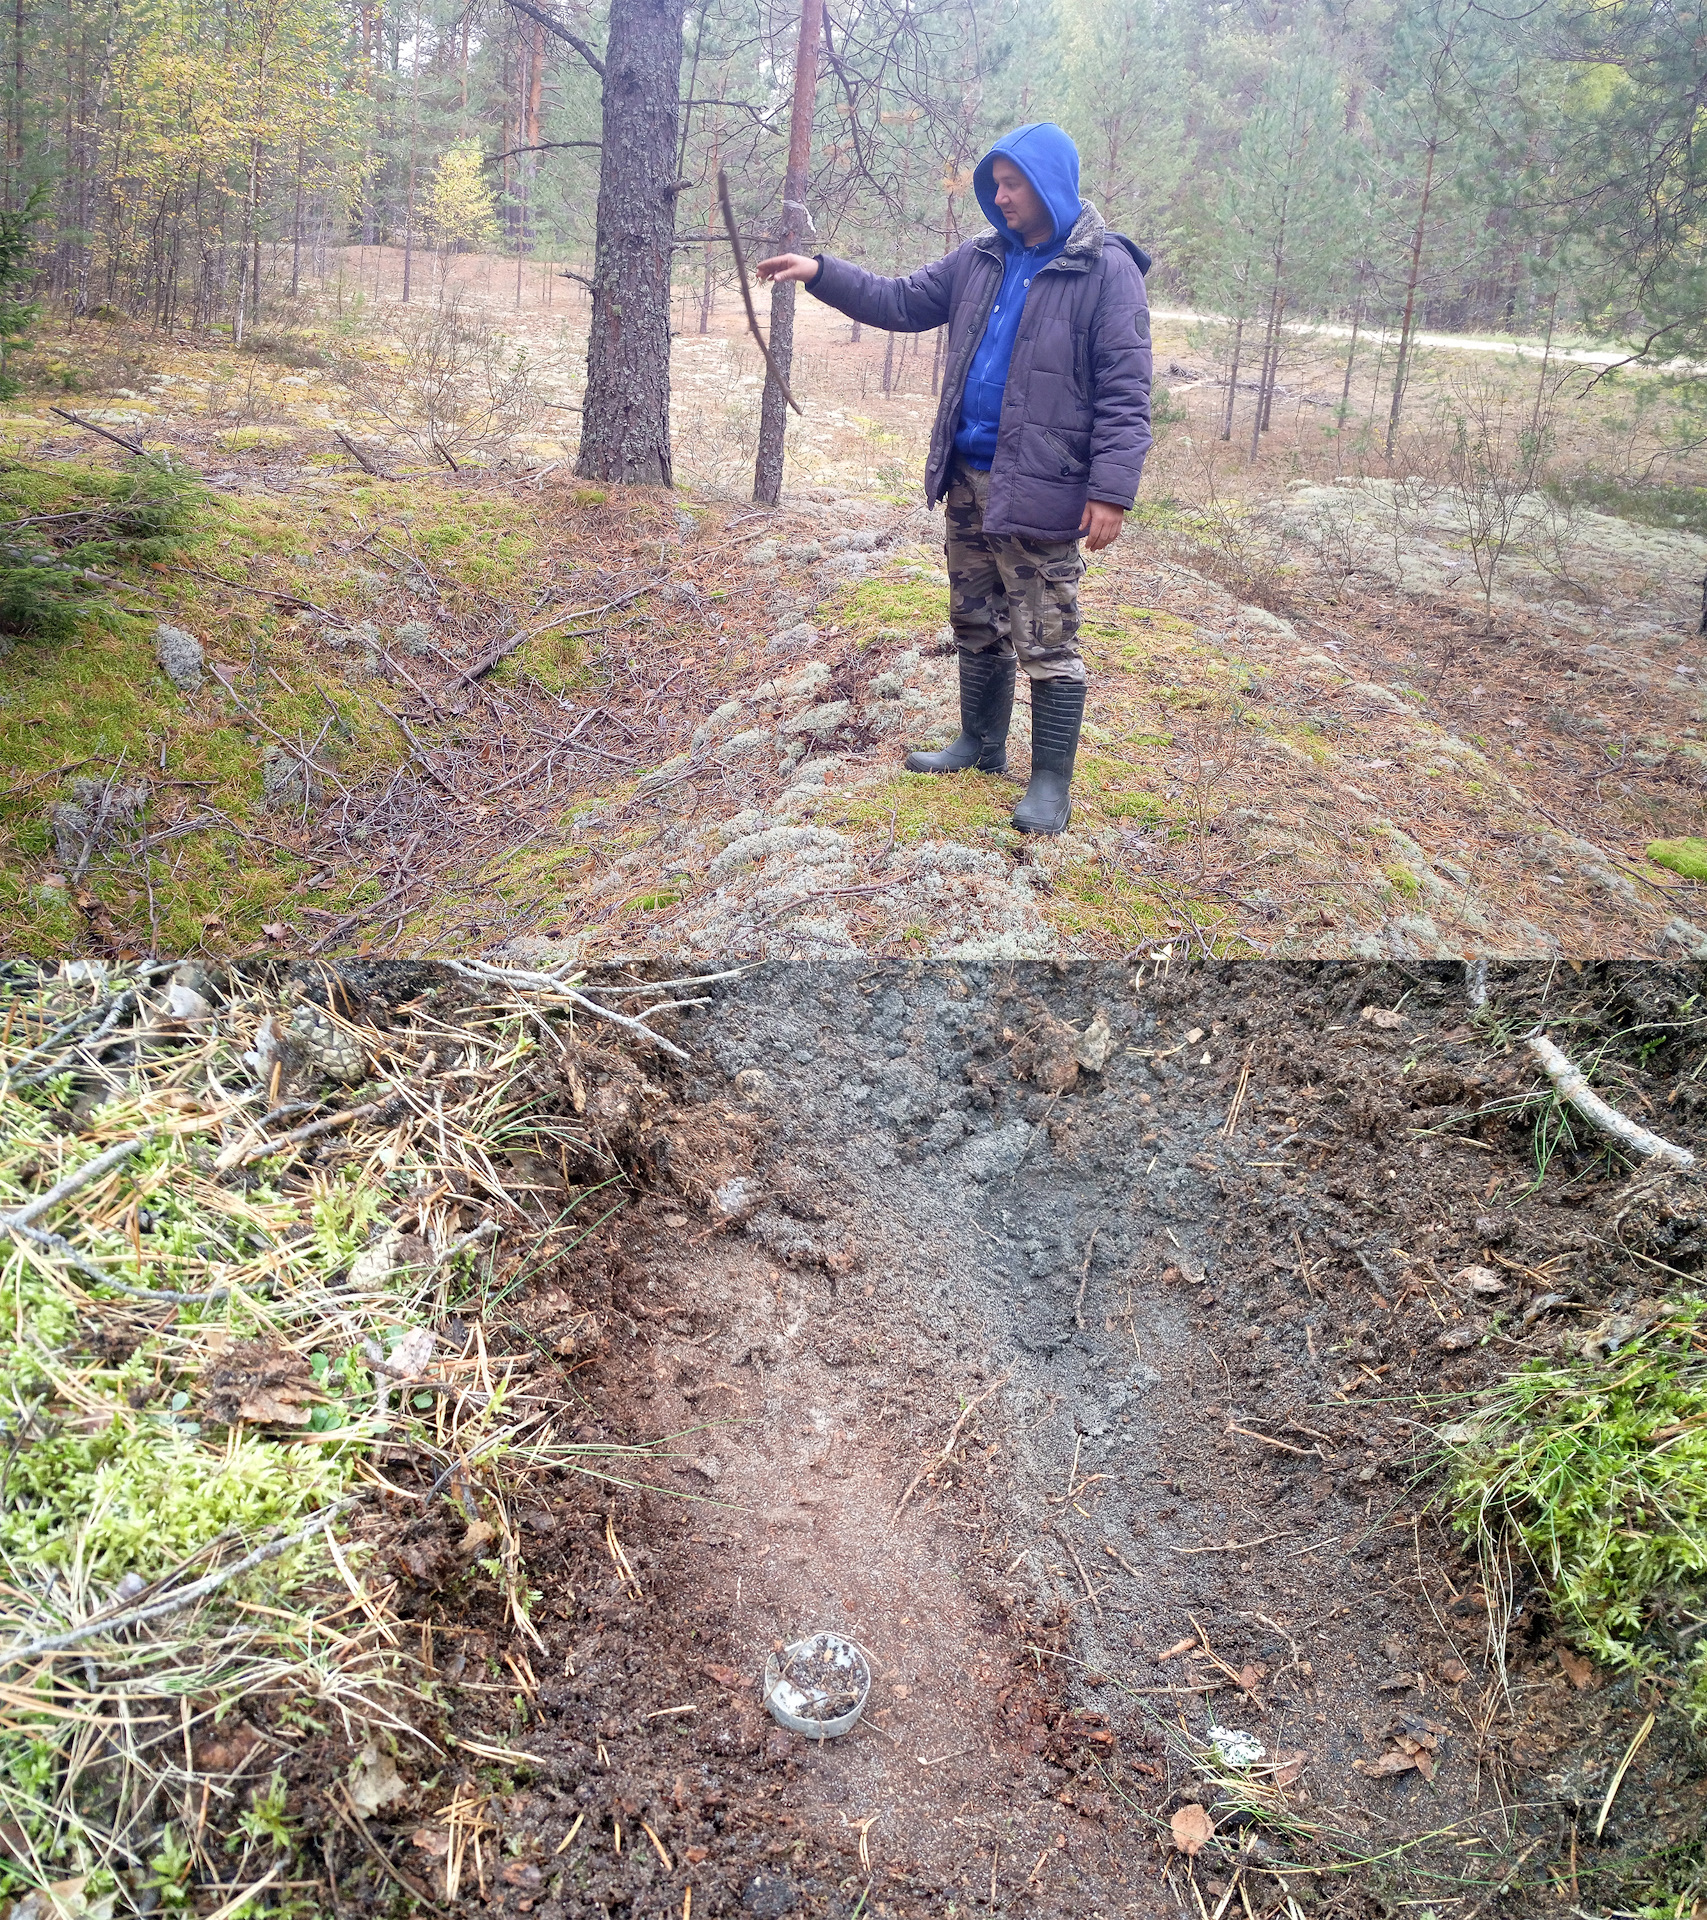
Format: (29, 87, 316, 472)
(1526, 1033, 1696, 1170)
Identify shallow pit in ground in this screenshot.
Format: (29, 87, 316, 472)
(346, 958, 1705, 1920)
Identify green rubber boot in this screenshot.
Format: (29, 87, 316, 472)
(905, 650, 1016, 774)
(1012, 676, 1085, 835)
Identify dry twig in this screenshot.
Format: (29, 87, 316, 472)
(1526, 1034, 1695, 1169)
(718, 169, 803, 416)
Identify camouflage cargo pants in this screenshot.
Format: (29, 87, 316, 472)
(944, 459, 1086, 684)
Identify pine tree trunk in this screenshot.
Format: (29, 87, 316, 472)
(1247, 297, 1277, 462)
(752, 0, 824, 506)
(698, 134, 718, 333)
(290, 138, 304, 296)
(10, 0, 23, 207)
(1258, 295, 1285, 432)
(576, 0, 685, 486)
(524, 17, 544, 247)
(1220, 312, 1244, 441)
(401, 148, 416, 302)
(698, 219, 713, 331)
(1338, 288, 1363, 418)
(1384, 138, 1437, 461)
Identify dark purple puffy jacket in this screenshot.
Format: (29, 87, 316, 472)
(806, 203, 1152, 543)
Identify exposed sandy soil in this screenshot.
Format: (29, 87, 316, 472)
(297, 958, 1705, 1920)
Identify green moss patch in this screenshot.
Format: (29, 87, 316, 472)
(827, 574, 949, 644)
(1647, 837, 1707, 881)
(1446, 1304, 1707, 1724)
(821, 769, 1015, 846)
(0, 459, 541, 956)
(1045, 859, 1253, 954)
(0, 967, 664, 1905)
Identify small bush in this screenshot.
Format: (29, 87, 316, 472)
(0, 461, 200, 641)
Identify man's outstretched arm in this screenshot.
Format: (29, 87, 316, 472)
(756, 253, 820, 285)
(757, 248, 957, 335)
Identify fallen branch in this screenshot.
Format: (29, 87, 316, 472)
(0, 1135, 230, 1301)
(334, 428, 392, 478)
(156, 561, 351, 627)
(204, 665, 352, 796)
(1052, 1528, 1103, 1617)
(453, 582, 659, 688)
(382, 705, 465, 797)
(443, 957, 699, 1060)
(328, 1786, 445, 1909)
(0, 1499, 356, 1668)
(1526, 1034, 1696, 1170)
(0, 1135, 150, 1231)
(718, 168, 803, 416)
(48, 405, 160, 464)
(229, 1098, 390, 1168)
(576, 966, 756, 995)
(3, 1211, 232, 1303)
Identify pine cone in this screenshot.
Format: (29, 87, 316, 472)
(287, 1002, 366, 1084)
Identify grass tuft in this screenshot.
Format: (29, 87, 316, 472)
(1444, 1303, 1707, 1722)
(0, 960, 668, 1907)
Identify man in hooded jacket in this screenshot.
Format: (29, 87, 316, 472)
(758, 121, 1151, 834)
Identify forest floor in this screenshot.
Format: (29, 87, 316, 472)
(1, 256, 1705, 964)
(5, 954, 1703, 1920)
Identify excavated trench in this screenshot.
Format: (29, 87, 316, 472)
(436, 959, 1704, 1920)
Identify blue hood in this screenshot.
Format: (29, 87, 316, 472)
(973, 122, 1083, 248)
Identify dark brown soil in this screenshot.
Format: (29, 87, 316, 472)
(291, 959, 1706, 1920)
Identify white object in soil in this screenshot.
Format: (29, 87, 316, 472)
(1207, 1724, 1265, 1769)
(762, 1632, 872, 1740)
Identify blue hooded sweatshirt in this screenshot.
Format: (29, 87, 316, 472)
(952, 122, 1085, 470)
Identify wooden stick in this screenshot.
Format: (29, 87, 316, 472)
(1169, 1530, 1295, 1555)
(1073, 1226, 1100, 1331)
(334, 428, 391, 477)
(0, 1134, 151, 1230)
(0, 1500, 354, 1667)
(1053, 1529, 1103, 1616)
(717, 168, 803, 417)
(328, 1786, 444, 1908)
(1527, 1034, 1695, 1169)
(1101, 1540, 1143, 1579)
(231, 1099, 388, 1167)
(155, 561, 351, 627)
(48, 405, 155, 461)
(1226, 1424, 1319, 1457)
(453, 583, 657, 688)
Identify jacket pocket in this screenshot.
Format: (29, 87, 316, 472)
(1043, 427, 1092, 476)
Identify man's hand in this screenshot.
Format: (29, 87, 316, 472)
(1080, 499, 1125, 552)
(755, 253, 818, 284)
